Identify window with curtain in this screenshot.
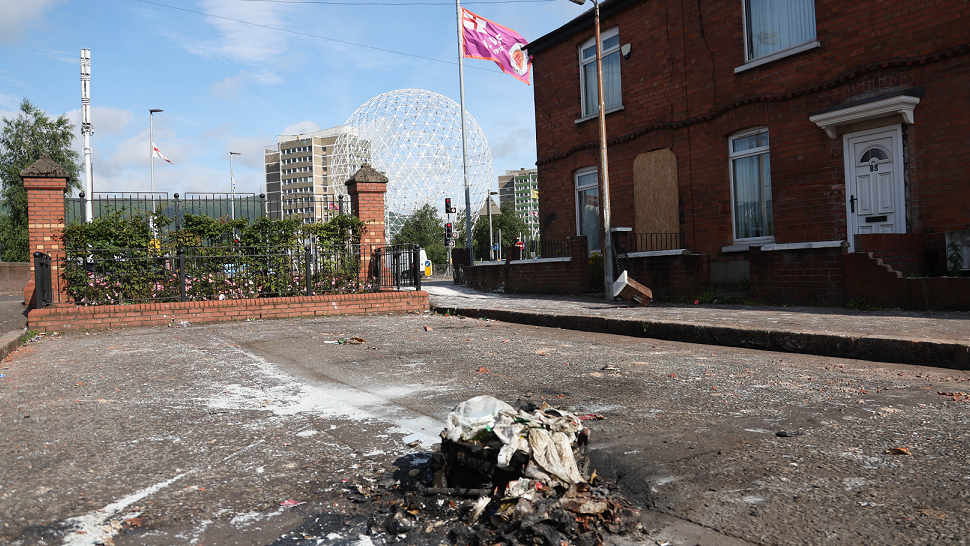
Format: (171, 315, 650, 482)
(729, 129, 773, 241)
(580, 28, 621, 118)
(575, 168, 602, 251)
(744, 0, 816, 61)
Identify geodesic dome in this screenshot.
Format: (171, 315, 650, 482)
(329, 89, 493, 239)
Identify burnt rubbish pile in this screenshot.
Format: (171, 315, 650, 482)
(423, 396, 644, 546)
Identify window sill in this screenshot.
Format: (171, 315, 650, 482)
(722, 238, 776, 253)
(734, 40, 820, 74)
(574, 104, 625, 124)
(760, 240, 846, 251)
(626, 249, 690, 258)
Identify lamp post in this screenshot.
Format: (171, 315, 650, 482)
(487, 191, 498, 260)
(569, 0, 614, 299)
(229, 151, 241, 220)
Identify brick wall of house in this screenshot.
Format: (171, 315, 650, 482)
(749, 246, 846, 305)
(28, 291, 429, 333)
(625, 254, 710, 301)
(532, 0, 970, 274)
(843, 252, 970, 310)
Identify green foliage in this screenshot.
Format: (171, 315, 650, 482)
(60, 211, 372, 304)
(392, 204, 445, 263)
(63, 209, 172, 249)
(946, 240, 965, 276)
(20, 329, 39, 343)
(304, 214, 365, 246)
(470, 201, 529, 260)
(0, 99, 82, 261)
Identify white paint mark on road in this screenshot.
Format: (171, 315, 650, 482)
(62, 471, 194, 546)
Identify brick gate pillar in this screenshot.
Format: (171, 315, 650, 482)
(345, 164, 388, 286)
(20, 156, 69, 308)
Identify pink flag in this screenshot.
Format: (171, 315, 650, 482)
(152, 142, 172, 164)
(461, 8, 530, 85)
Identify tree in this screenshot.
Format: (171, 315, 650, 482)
(391, 204, 446, 263)
(0, 99, 82, 261)
(468, 201, 529, 261)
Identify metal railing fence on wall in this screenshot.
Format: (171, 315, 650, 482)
(66, 192, 349, 232)
(477, 238, 570, 262)
(34, 243, 420, 307)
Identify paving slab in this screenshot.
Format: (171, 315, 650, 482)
(424, 280, 970, 370)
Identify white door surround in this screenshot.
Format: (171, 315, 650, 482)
(843, 125, 906, 252)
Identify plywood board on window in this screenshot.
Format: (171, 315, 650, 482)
(633, 149, 679, 235)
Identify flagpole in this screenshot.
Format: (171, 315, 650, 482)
(456, 0, 474, 260)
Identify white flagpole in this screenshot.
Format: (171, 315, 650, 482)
(456, 0, 474, 259)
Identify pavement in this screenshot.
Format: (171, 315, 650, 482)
(423, 279, 970, 370)
(0, 296, 28, 362)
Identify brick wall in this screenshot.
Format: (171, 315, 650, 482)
(854, 233, 927, 276)
(844, 253, 970, 310)
(23, 174, 68, 307)
(532, 0, 970, 264)
(28, 291, 429, 333)
(455, 236, 591, 295)
(0, 263, 30, 296)
(625, 253, 710, 301)
(749, 246, 846, 305)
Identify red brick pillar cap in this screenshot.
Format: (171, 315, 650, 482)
(20, 155, 70, 178)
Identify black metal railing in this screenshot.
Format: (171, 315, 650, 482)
(66, 192, 349, 231)
(475, 238, 570, 262)
(34, 243, 422, 307)
(373, 245, 421, 291)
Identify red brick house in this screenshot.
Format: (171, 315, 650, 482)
(528, 0, 970, 307)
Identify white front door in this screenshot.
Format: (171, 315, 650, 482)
(843, 125, 906, 251)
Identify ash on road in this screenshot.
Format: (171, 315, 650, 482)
(1, 312, 969, 545)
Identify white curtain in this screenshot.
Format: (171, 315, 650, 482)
(746, 0, 816, 60)
(583, 50, 622, 117)
(578, 187, 601, 250)
(733, 153, 773, 239)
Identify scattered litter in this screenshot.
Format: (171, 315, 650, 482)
(324, 338, 366, 345)
(775, 430, 803, 437)
(577, 414, 606, 421)
(601, 365, 619, 371)
(886, 447, 912, 455)
(424, 326, 432, 332)
(938, 391, 967, 402)
(279, 500, 305, 508)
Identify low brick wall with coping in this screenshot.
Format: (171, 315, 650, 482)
(454, 236, 590, 295)
(0, 263, 30, 296)
(28, 290, 429, 333)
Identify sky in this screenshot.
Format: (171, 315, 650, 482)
(0, 0, 584, 199)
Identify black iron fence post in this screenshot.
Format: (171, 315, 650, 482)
(178, 247, 187, 302)
(173, 193, 181, 230)
(305, 245, 312, 296)
(374, 247, 382, 289)
(259, 193, 266, 218)
(32, 252, 52, 308)
(412, 245, 421, 291)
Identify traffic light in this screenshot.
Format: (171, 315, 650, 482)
(445, 222, 454, 239)
(444, 198, 456, 214)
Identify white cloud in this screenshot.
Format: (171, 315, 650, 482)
(176, 0, 291, 64)
(64, 106, 133, 135)
(0, 93, 17, 109)
(0, 0, 64, 44)
(279, 120, 319, 136)
(212, 70, 281, 100)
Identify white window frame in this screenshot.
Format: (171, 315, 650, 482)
(579, 27, 621, 121)
(574, 166, 601, 251)
(737, 0, 819, 72)
(728, 127, 775, 246)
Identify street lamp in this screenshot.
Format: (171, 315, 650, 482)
(229, 151, 241, 220)
(568, 0, 614, 299)
(487, 191, 499, 261)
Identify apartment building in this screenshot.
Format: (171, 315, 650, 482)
(497, 168, 540, 238)
(264, 127, 343, 224)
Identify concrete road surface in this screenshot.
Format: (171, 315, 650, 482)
(1, 312, 969, 545)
